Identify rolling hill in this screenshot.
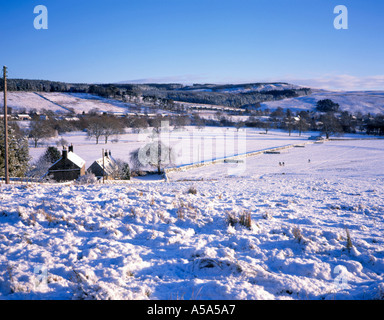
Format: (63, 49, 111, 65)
(1, 79, 383, 116)
(261, 89, 384, 115)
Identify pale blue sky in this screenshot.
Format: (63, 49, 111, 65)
(1, 0, 383, 90)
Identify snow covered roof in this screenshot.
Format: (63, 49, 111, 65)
(67, 151, 86, 168)
(92, 156, 117, 175)
(49, 151, 86, 169)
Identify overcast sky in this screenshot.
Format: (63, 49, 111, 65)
(1, 0, 383, 90)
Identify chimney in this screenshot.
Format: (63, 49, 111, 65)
(68, 144, 73, 152)
(62, 147, 68, 159)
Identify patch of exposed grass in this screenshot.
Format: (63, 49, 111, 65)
(292, 226, 303, 243)
(345, 227, 353, 252)
(187, 186, 197, 195)
(226, 210, 252, 230)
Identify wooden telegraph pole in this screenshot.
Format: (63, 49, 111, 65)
(102, 148, 105, 184)
(3, 66, 9, 184)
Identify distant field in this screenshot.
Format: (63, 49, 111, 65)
(261, 90, 384, 115)
(2, 89, 384, 116)
(0, 92, 149, 115)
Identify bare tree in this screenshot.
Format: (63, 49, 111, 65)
(150, 114, 168, 135)
(102, 116, 125, 144)
(296, 114, 309, 136)
(130, 116, 149, 133)
(192, 113, 205, 130)
(28, 119, 56, 147)
(173, 115, 191, 130)
(130, 140, 175, 175)
(284, 109, 295, 136)
(234, 120, 246, 132)
(261, 121, 270, 134)
(320, 112, 343, 139)
(56, 137, 69, 148)
(86, 116, 105, 144)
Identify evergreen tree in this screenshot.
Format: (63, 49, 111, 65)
(42, 146, 61, 164)
(26, 146, 58, 179)
(316, 99, 340, 113)
(0, 122, 30, 177)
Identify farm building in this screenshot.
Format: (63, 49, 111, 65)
(87, 150, 119, 180)
(47, 145, 86, 182)
(16, 114, 32, 121)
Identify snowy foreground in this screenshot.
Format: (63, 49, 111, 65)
(1, 139, 384, 300)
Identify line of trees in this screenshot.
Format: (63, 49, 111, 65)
(86, 115, 125, 144)
(23, 108, 384, 150)
(246, 107, 345, 138)
(244, 100, 384, 138)
(22, 112, 197, 147)
(209, 102, 383, 139)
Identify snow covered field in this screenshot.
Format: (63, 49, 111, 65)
(261, 90, 384, 115)
(29, 127, 311, 168)
(3, 89, 384, 117)
(0, 92, 145, 115)
(1, 135, 384, 300)
(28, 127, 312, 169)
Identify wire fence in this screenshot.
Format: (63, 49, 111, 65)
(0, 177, 72, 185)
(0, 176, 135, 186)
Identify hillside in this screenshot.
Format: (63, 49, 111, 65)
(0, 79, 311, 110)
(1, 79, 384, 116)
(2, 89, 384, 118)
(261, 89, 384, 115)
(0, 92, 152, 115)
(134, 82, 311, 108)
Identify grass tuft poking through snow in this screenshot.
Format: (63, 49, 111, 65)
(177, 199, 198, 221)
(345, 227, 353, 252)
(226, 210, 252, 230)
(187, 186, 197, 195)
(292, 226, 304, 244)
